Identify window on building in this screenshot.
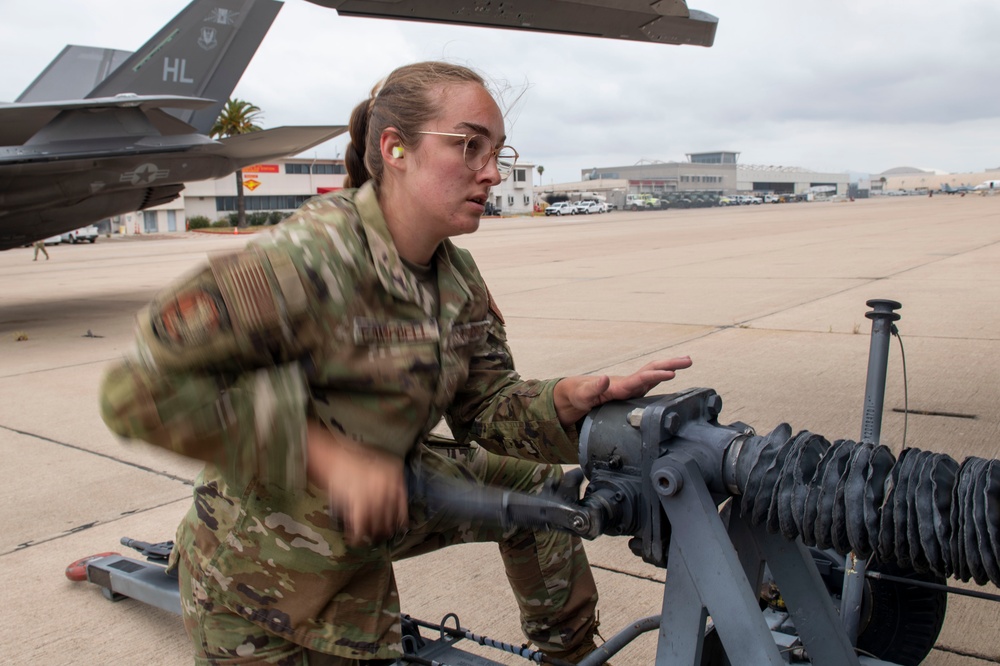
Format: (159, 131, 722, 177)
(284, 163, 310, 174)
(523, 195, 530, 205)
(514, 169, 527, 182)
(311, 163, 346, 174)
(216, 195, 313, 212)
(507, 195, 514, 206)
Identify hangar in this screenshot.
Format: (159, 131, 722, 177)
(538, 151, 850, 208)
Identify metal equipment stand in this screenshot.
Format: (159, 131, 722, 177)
(633, 452, 897, 665)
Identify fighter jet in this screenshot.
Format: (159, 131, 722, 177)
(0, 0, 346, 251)
(304, 0, 718, 48)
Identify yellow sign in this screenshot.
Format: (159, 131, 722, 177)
(243, 178, 261, 191)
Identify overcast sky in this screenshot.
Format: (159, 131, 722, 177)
(2, 0, 998, 184)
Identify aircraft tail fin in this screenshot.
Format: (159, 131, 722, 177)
(16, 45, 132, 103)
(86, 0, 282, 134)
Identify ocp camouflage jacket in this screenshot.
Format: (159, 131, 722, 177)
(99, 181, 578, 659)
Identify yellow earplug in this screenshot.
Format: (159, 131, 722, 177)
(392, 146, 404, 159)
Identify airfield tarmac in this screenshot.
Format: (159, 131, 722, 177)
(1, 194, 999, 665)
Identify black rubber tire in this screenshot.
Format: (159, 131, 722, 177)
(855, 560, 947, 666)
(808, 550, 946, 665)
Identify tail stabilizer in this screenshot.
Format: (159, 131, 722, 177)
(86, 0, 282, 133)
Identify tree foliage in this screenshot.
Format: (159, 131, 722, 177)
(211, 99, 263, 139)
(211, 99, 263, 228)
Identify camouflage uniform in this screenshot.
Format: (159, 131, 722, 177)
(100, 181, 597, 663)
(33, 240, 49, 260)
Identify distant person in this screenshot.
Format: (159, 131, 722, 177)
(32, 240, 49, 261)
(100, 60, 692, 664)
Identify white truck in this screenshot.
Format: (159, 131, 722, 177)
(60, 225, 99, 244)
(625, 193, 660, 210)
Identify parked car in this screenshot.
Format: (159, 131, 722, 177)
(545, 201, 575, 216)
(60, 225, 100, 243)
(573, 200, 602, 215)
(582, 200, 609, 213)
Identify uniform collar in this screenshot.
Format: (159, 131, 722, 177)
(354, 181, 473, 316)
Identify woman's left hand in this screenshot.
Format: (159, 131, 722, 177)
(554, 356, 693, 427)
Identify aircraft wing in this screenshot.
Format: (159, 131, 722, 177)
(0, 95, 215, 150)
(306, 0, 718, 47)
(212, 126, 349, 166)
(0, 124, 345, 250)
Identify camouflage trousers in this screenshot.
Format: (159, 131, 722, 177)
(178, 443, 598, 664)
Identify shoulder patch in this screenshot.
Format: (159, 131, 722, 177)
(486, 286, 505, 325)
(151, 286, 230, 347)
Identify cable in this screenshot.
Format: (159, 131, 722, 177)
(891, 323, 908, 448)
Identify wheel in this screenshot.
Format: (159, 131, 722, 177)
(810, 550, 946, 666)
(89, 238, 97, 243)
(856, 561, 947, 665)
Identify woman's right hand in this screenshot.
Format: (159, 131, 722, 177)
(306, 420, 408, 546)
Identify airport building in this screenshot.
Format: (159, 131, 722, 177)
(536, 151, 850, 207)
(114, 156, 538, 235)
(871, 167, 1000, 194)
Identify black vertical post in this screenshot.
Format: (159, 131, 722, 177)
(842, 298, 902, 644)
(860, 299, 902, 444)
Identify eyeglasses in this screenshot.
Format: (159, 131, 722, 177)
(415, 131, 519, 180)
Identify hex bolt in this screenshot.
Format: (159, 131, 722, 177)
(654, 468, 683, 496)
(571, 514, 589, 532)
(627, 408, 645, 428)
(706, 394, 723, 419)
(662, 412, 680, 437)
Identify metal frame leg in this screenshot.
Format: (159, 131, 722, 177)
(652, 454, 863, 666)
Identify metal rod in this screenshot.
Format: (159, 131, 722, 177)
(859, 299, 902, 444)
(842, 298, 902, 645)
(822, 566, 1000, 604)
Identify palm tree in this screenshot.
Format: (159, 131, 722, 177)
(211, 99, 263, 228)
(536, 165, 545, 185)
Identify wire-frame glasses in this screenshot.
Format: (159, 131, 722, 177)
(415, 131, 519, 180)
